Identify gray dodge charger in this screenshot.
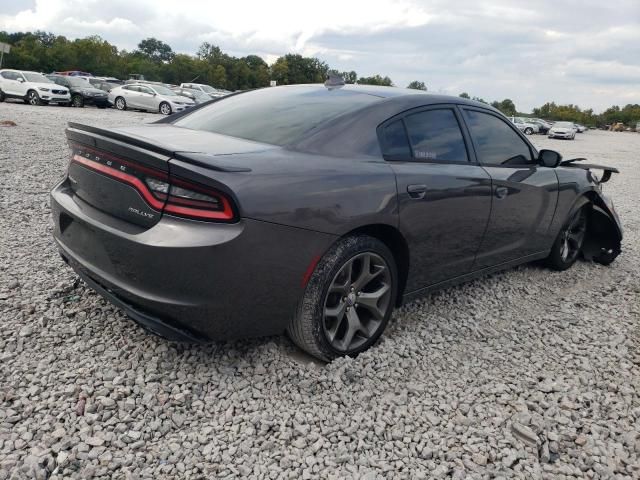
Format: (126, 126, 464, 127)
(51, 81, 622, 361)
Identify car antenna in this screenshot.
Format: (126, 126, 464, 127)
(324, 73, 345, 90)
(189, 75, 200, 83)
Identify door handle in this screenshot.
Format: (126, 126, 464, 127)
(407, 184, 427, 199)
(495, 186, 509, 199)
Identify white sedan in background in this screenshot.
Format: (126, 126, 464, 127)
(108, 83, 194, 115)
(509, 117, 540, 135)
(548, 121, 577, 140)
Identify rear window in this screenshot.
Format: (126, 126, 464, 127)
(174, 86, 380, 146)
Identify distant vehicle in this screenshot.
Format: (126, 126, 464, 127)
(509, 117, 540, 135)
(91, 76, 123, 85)
(0, 69, 70, 106)
(46, 74, 109, 108)
(548, 121, 577, 140)
(128, 74, 145, 81)
(180, 82, 228, 98)
(528, 119, 552, 134)
(574, 124, 587, 133)
(88, 78, 121, 93)
(172, 87, 212, 104)
(108, 83, 195, 115)
(610, 123, 625, 132)
(54, 71, 93, 77)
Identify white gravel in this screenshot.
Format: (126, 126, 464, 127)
(1, 102, 639, 480)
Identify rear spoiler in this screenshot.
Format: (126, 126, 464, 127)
(560, 158, 619, 183)
(66, 122, 250, 173)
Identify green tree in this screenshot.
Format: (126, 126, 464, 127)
(358, 75, 393, 86)
(407, 80, 427, 90)
(137, 37, 174, 63)
(459, 92, 470, 99)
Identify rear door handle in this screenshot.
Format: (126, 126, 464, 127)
(407, 184, 427, 199)
(495, 186, 509, 199)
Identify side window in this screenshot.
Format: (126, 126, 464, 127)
(381, 119, 411, 159)
(127, 86, 139, 92)
(1, 71, 14, 80)
(463, 110, 533, 166)
(404, 109, 468, 162)
(140, 87, 153, 95)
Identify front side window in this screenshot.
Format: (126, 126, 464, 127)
(463, 110, 533, 166)
(404, 109, 468, 163)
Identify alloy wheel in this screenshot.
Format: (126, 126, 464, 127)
(72, 95, 83, 107)
(115, 98, 125, 110)
(323, 252, 392, 352)
(160, 103, 171, 115)
(28, 92, 39, 105)
(559, 210, 587, 263)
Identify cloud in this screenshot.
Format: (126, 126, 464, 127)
(0, 0, 638, 111)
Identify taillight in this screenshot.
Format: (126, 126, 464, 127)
(69, 143, 236, 222)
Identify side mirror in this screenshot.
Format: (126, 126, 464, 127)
(17, 77, 25, 83)
(539, 149, 562, 168)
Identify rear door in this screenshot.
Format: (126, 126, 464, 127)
(0, 71, 21, 96)
(381, 105, 492, 292)
(460, 107, 558, 268)
(122, 85, 141, 108)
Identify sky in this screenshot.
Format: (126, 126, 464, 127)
(0, 0, 639, 112)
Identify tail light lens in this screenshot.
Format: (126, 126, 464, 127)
(69, 143, 236, 222)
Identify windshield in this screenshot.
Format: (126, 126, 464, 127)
(185, 89, 209, 100)
(67, 77, 90, 87)
(555, 122, 574, 128)
(174, 86, 380, 146)
(151, 85, 177, 96)
(23, 72, 52, 83)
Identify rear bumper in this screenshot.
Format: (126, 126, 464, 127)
(51, 179, 336, 341)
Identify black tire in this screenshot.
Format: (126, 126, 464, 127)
(71, 94, 84, 108)
(115, 97, 126, 111)
(0, 90, 5, 102)
(26, 90, 42, 106)
(159, 102, 172, 115)
(545, 207, 587, 271)
(287, 235, 398, 361)
(524, 127, 533, 135)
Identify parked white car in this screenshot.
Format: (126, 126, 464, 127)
(548, 121, 577, 140)
(0, 69, 71, 106)
(108, 83, 195, 115)
(509, 117, 540, 135)
(180, 82, 228, 99)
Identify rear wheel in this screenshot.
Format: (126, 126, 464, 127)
(159, 102, 172, 115)
(72, 94, 84, 108)
(115, 97, 126, 110)
(288, 236, 397, 361)
(546, 208, 587, 270)
(0, 90, 5, 102)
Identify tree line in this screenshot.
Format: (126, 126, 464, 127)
(1, 31, 637, 126)
(0, 31, 423, 92)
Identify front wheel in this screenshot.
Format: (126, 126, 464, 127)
(114, 97, 126, 110)
(72, 94, 84, 108)
(159, 102, 172, 115)
(524, 127, 533, 135)
(545, 208, 587, 271)
(27, 90, 42, 106)
(287, 236, 398, 361)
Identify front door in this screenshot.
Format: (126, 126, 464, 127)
(460, 107, 558, 269)
(380, 106, 493, 292)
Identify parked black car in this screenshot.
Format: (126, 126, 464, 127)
(46, 74, 110, 108)
(51, 83, 622, 361)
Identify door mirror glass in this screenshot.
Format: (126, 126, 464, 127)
(17, 77, 25, 83)
(539, 149, 562, 168)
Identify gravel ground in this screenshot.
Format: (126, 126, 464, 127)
(1, 102, 639, 480)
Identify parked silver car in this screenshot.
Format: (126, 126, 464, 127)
(179, 82, 229, 99)
(509, 117, 540, 135)
(108, 83, 194, 115)
(548, 121, 577, 140)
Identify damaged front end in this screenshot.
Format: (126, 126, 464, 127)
(561, 158, 623, 265)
